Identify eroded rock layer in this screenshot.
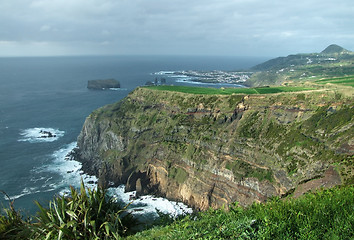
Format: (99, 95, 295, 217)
(76, 87, 353, 209)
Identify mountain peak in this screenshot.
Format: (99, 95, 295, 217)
(321, 44, 349, 54)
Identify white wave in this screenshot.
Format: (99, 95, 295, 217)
(153, 71, 176, 75)
(108, 186, 193, 220)
(7, 141, 192, 220)
(47, 142, 98, 191)
(4, 143, 81, 201)
(7, 142, 98, 201)
(109, 88, 128, 91)
(18, 127, 64, 143)
(6, 187, 42, 201)
(5, 187, 59, 201)
(49, 143, 192, 219)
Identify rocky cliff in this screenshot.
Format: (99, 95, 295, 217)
(76, 87, 353, 210)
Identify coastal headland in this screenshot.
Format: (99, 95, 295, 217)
(87, 79, 121, 90)
(76, 45, 353, 210)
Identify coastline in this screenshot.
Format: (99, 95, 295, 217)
(67, 146, 193, 221)
(152, 70, 252, 87)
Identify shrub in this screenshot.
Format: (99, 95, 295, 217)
(32, 181, 136, 240)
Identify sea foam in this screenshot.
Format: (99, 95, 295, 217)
(18, 127, 64, 143)
(5, 142, 192, 220)
(51, 143, 193, 219)
(109, 88, 128, 91)
(108, 186, 193, 220)
(47, 142, 98, 193)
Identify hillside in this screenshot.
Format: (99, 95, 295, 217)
(247, 44, 354, 87)
(75, 83, 353, 210)
(321, 44, 350, 54)
(127, 185, 353, 239)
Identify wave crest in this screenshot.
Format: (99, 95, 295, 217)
(18, 127, 64, 143)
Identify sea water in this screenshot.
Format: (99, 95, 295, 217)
(0, 55, 266, 218)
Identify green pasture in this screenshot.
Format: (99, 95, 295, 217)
(315, 76, 354, 87)
(145, 85, 315, 95)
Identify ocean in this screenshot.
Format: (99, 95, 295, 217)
(0, 55, 266, 218)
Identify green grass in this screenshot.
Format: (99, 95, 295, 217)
(144, 85, 315, 95)
(127, 185, 354, 240)
(145, 85, 257, 94)
(315, 76, 354, 87)
(254, 86, 315, 94)
(2, 182, 353, 240)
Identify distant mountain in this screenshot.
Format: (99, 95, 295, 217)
(251, 44, 353, 71)
(321, 44, 350, 54)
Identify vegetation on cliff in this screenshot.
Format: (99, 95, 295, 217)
(145, 85, 315, 95)
(77, 80, 353, 212)
(127, 185, 353, 240)
(2, 185, 352, 239)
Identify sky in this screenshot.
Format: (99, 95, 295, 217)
(0, 0, 353, 57)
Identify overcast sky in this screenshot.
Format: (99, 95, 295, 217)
(1, 0, 353, 57)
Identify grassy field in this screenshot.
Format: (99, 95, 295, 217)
(315, 75, 354, 87)
(145, 85, 315, 95)
(127, 186, 354, 240)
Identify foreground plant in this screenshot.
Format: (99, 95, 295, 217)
(32, 181, 136, 240)
(0, 191, 30, 240)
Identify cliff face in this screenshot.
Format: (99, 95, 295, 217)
(76, 87, 353, 210)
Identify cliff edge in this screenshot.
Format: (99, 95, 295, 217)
(76, 87, 353, 210)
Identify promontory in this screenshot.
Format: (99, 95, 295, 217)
(75, 85, 352, 210)
(76, 45, 353, 210)
(87, 79, 120, 90)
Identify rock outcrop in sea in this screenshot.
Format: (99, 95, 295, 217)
(75, 87, 353, 210)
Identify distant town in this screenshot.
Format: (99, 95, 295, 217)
(153, 70, 253, 84)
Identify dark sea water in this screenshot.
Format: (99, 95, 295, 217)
(0, 55, 265, 216)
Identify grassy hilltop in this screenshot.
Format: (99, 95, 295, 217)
(246, 44, 354, 87)
(127, 185, 353, 240)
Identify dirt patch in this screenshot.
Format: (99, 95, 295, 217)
(292, 166, 341, 198)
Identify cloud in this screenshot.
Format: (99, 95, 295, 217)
(40, 25, 51, 32)
(0, 0, 353, 56)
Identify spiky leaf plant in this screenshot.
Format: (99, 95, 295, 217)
(32, 181, 135, 240)
(0, 190, 30, 240)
